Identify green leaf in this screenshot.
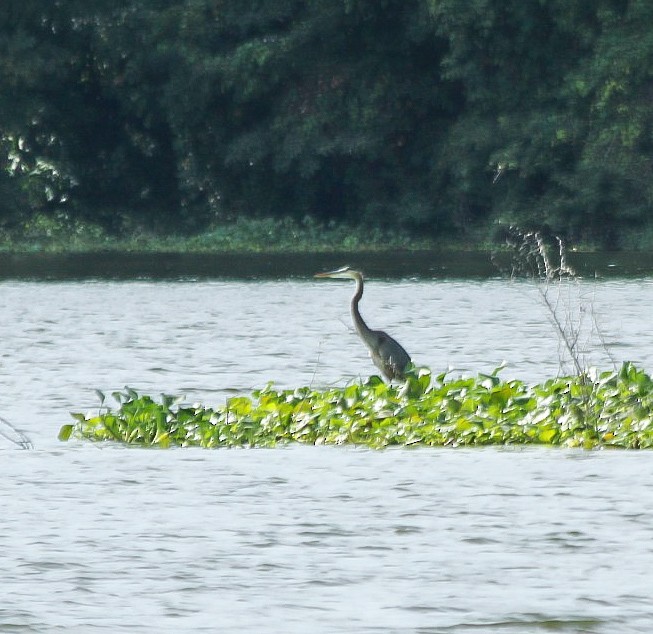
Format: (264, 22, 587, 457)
(58, 424, 74, 442)
(538, 428, 558, 443)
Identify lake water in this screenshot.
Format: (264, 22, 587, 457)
(2, 264, 653, 633)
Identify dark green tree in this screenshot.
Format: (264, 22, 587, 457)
(2, 0, 653, 247)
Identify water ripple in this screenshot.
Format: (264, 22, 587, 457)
(1, 280, 653, 632)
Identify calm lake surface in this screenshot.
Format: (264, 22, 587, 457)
(2, 256, 653, 633)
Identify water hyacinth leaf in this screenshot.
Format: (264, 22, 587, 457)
(478, 373, 501, 389)
(58, 424, 74, 442)
(61, 364, 653, 449)
(226, 396, 253, 415)
(538, 428, 558, 443)
(417, 372, 431, 394)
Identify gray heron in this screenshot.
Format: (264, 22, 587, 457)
(315, 266, 412, 381)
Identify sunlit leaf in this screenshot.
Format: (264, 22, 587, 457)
(59, 364, 653, 450)
(58, 424, 74, 442)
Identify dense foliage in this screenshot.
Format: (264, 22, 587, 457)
(3, 1, 653, 247)
(60, 362, 653, 449)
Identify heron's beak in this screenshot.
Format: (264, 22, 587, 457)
(314, 266, 350, 279)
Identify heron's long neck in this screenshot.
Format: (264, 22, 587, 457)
(350, 273, 373, 339)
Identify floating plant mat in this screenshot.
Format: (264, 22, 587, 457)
(58, 362, 653, 450)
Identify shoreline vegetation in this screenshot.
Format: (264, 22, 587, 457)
(0, 214, 438, 254)
(0, 213, 615, 255)
(59, 363, 653, 450)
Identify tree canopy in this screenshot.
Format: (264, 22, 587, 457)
(2, 0, 653, 247)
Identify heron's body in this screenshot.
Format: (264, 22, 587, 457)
(315, 267, 412, 381)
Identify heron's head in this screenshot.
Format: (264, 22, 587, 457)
(314, 266, 362, 281)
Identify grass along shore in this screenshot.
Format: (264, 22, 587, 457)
(0, 212, 616, 254)
(0, 213, 452, 254)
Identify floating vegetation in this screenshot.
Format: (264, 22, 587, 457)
(59, 363, 653, 450)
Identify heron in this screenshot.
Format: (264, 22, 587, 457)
(314, 266, 412, 381)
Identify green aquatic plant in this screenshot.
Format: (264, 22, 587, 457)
(59, 363, 653, 449)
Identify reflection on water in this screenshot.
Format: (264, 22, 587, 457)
(2, 250, 653, 280)
(1, 276, 653, 632)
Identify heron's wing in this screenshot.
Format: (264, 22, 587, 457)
(373, 331, 411, 380)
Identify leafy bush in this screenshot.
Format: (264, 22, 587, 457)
(60, 362, 653, 449)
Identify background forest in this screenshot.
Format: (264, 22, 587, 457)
(2, 0, 653, 249)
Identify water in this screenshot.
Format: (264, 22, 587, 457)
(2, 275, 653, 633)
(1, 250, 653, 280)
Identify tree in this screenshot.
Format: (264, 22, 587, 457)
(2, 0, 653, 247)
